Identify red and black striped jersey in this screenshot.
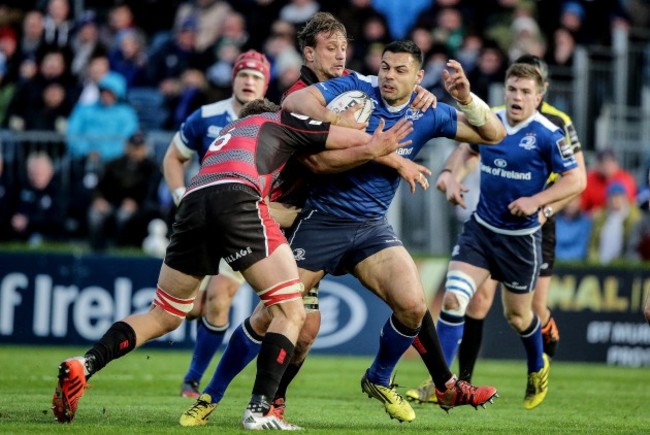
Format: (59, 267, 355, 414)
(186, 110, 330, 198)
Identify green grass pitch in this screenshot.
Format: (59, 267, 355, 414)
(1, 345, 648, 434)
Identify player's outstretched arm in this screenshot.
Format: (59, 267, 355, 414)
(442, 59, 506, 145)
(299, 118, 413, 173)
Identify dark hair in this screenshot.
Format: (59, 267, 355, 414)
(297, 12, 348, 53)
(514, 54, 549, 82)
(382, 40, 424, 68)
(505, 63, 545, 92)
(239, 98, 281, 118)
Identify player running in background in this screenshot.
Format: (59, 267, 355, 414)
(51, 98, 414, 430)
(162, 50, 271, 399)
(433, 63, 585, 410)
(406, 54, 586, 404)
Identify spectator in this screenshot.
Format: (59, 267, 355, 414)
(108, 29, 149, 89)
(174, 0, 232, 52)
(279, 0, 320, 27)
(7, 49, 75, 132)
(466, 39, 507, 102)
(100, 3, 146, 52)
(18, 10, 46, 62)
(164, 68, 208, 130)
(87, 131, 161, 251)
(556, 196, 592, 261)
(9, 152, 65, 245)
(581, 148, 637, 213)
(23, 81, 71, 135)
(0, 60, 16, 126)
(372, 0, 433, 39)
(66, 71, 139, 163)
(0, 25, 20, 83)
(41, 0, 73, 56)
(589, 182, 641, 264)
(76, 53, 109, 105)
(147, 16, 212, 91)
(626, 169, 650, 262)
(69, 10, 106, 78)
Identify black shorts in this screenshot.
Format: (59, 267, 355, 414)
(539, 215, 556, 277)
(164, 184, 286, 276)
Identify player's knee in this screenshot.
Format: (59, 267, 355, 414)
(503, 310, 529, 333)
(442, 271, 476, 317)
(299, 312, 321, 344)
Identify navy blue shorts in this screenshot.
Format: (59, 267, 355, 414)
(287, 208, 402, 276)
(452, 215, 542, 293)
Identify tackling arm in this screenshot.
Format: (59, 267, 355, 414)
(162, 135, 191, 205)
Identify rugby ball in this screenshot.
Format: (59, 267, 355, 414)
(326, 90, 374, 123)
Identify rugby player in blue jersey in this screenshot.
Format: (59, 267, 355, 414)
(434, 63, 584, 410)
(275, 40, 506, 422)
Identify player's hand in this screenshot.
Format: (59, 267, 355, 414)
(436, 170, 469, 208)
(411, 85, 437, 112)
(368, 118, 413, 157)
(442, 59, 471, 105)
(396, 158, 432, 193)
(336, 102, 369, 130)
(508, 197, 541, 217)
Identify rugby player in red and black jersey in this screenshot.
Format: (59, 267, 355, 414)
(51, 98, 414, 430)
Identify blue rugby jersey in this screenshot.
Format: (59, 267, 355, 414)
(174, 98, 238, 162)
(472, 109, 578, 234)
(307, 72, 457, 220)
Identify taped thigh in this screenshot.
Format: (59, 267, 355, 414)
(257, 278, 304, 307)
(152, 285, 195, 318)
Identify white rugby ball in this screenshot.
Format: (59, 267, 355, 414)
(326, 90, 374, 123)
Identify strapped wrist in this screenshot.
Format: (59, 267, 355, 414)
(457, 92, 491, 127)
(173, 187, 186, 206)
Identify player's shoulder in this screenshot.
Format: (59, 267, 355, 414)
(540, 101, 573, 128)
(532, 111, 563, 135)
(200, 98, 234, 118)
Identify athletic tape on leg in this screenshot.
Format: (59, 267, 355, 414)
(152, 286, 195, 318)
(302, 287, 319, 312)
(443, 270, 477, 317)
(258, 278, 303, 307)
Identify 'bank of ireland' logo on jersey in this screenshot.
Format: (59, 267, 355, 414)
(207, 125, 222, 138)
(405, 107, 423, 121)
(312, 280, 368, 349)
(519, 134, 537, 150)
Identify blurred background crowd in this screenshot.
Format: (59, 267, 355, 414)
(0, 0, 649, 264)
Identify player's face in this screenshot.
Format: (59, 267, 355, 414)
(504, 76, 543, 124)
(232, 70, 266, 105)
(306, 31, 347, 81)
(378, 51, 423, 106)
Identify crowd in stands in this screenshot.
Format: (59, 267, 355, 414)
(0, 0, 648, 261)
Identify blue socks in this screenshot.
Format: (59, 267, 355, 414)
(519, 315, 543, 373)
(367, 315, 419, 386)
(436, 310, 465, 366)
(183, 317, 228, 384)
(204, 318, 262, 402)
